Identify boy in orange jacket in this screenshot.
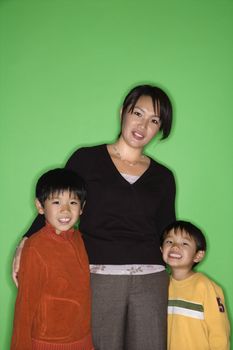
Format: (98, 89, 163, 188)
(11, 168, 94, 350)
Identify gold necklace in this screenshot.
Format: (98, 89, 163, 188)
(113, 145, 145, 167)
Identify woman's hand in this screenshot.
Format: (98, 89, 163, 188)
(12, 237, 28, 287)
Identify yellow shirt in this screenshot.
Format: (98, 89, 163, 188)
(168, 272, 230, 350)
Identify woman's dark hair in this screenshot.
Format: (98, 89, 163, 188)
(121, 84, 173, 139)
(161, 220, 207, 252)
(36, 168, 86, 208)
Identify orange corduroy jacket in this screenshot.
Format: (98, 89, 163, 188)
(11, 223, 94, 350)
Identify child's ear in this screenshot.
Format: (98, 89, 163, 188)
(193, 250, 205, 264)
(80, 200, 86, 215)
(35, 199, 45, 215)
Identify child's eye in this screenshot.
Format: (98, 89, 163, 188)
(70, 200, 79, 205)
(165, 240, 173, 244)
(183, 242, 189, 246)
(52, 200, 59, 205)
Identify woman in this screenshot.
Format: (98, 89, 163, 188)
(13, 84, 176, 350)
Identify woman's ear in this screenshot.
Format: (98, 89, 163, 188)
(35, 198, 45, 215)
(120, 107, 123, 121)
(193, 250, 205, 264)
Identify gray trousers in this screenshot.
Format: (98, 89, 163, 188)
(90, 271, 169, 350)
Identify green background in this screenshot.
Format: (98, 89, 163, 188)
(1, 0, 232, 348)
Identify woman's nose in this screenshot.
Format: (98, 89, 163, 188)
(138, 118, 147, 129)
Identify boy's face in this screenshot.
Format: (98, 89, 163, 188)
(35, 191, 83, 235)
(161, 229, 204, 270)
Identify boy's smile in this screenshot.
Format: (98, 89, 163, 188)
(36, 191, 83, 234)
(167, 251, 182, 260)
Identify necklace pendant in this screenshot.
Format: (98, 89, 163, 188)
(113, 145, 142, 167)
(127, 161, 134, 167)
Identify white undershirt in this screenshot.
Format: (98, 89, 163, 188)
(121, 173, 140, 184)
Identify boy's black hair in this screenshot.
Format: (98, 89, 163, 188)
(36, 168, 86, 208)
(161, 220, 207, 252)
(121, 84, 173, 139)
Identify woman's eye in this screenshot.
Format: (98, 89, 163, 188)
(152, 118, 160, 125)
(134, 111, 142, 117)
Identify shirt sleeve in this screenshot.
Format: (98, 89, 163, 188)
(11, 242, 46, 350)
(204, 281, 230, 350)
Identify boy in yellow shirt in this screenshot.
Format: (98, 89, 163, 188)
(161, 220, 230, 350)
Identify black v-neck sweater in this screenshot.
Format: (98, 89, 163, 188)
(26, 144, 176, 265)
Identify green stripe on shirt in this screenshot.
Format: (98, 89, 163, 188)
(168, 299, 204, 312)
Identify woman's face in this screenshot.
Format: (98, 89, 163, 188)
(120, 95, 161, 149)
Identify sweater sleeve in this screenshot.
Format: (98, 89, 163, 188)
(65, 147, 86, 177)
(11, 242, 46, 350)
(24, 214, 45, 237)
(157, 170, 176, 236)
(204, 281, 230, 350)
